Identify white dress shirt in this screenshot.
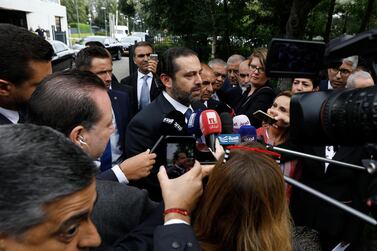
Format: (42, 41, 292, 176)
(0, 107, 19, 124)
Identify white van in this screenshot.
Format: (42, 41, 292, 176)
(114, 25, 129, 40)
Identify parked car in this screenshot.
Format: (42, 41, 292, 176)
(48, 40, 75, 72)
(72, 36, 124, 60)
(119, 36, 142, 54)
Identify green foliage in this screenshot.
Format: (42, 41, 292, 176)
(119, 0, 136, 16)
(61, 0, 89, 24)
(69, 23, 92, 33)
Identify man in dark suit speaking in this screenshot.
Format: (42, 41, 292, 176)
(126, 47, 206, 201)
(121, 41, 161, 116)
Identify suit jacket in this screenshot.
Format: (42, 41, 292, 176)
(94, 203, 201, 251)
(320, 79, 329, 91)
(120, 73, 161, 117)
(111, 78, 136, 118)
(0, 112, 12, 125)
(93, 180, 158, 246)
(234, 84, 276, 128)
(289, 145, 377, 249)
(108, 89, 131, 161)
(125, 93, 206, 201)
(217, 85, 243, 108)
(205, 97, 220, 109)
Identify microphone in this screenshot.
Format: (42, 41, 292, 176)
(187, 109, 203, 138)
(150, 111, 187, 153)
(214, 102, 235, 117)
(217, 112, 240, 145)
(239, 125, 257, 143)
(199, 110, 222, 151)
(220, 112, 233, 134)
(233, 115, 251, 133)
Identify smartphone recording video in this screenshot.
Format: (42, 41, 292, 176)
(165, 136, 196, 178)
(253, 110, 277, 125)
(150, 53, 158, 61)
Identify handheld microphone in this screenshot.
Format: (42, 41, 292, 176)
(150, 111, 187, 153)
(214, 102, 235, 117)
(217, 112, 240, 145)
(199, 110, 222, 151)
(239, 125, 257, 143)
(187, 109, 203, 138)
(233, 115, 251, 133)
(220, 112, 233, 134)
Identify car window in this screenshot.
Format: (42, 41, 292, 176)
(53, 41, 68, 53)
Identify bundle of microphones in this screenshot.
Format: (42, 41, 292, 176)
(152, 104, 264, 154)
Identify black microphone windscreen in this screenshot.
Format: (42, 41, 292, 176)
(214, 102, 232, 114)
(161, 110, 187, 135)
(220, 112, 233, 134)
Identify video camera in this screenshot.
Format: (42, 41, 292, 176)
(265, 29, 377, 146)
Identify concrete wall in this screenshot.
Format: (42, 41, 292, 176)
(0, 0, 68, 43)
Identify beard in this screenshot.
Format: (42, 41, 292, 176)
(171, 81, 200, 107)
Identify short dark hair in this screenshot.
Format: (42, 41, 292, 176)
(0, 124, 97, 235)
(26, 70, 107, 136)
(132, 41, 153, 57)
(0, 24, 54, 86)
(160, 47, 198, 78)
(75, 46, 112, 71)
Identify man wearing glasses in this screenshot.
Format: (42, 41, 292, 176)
(321, 56, 358, 90)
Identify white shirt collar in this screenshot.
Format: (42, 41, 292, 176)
(0, 107, 19, 124)
(137, 69, 153, 80)
(162, 91, 193, 115)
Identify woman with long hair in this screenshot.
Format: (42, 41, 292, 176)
(257, 91, 300, 200)
(193, 142, 292, 251)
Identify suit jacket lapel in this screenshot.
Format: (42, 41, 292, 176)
(0, 112, 12, 125)
(108, 90, 123, 133)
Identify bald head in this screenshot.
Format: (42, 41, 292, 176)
(227, 54, 245, 85)
(239, 60, 251, 86)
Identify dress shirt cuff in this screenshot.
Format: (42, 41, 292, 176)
(164, 219, 190, 226)
(111, 165, 129, 184)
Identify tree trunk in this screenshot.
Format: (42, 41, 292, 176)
(359, 0, 376, 32)
(211, 35, 217, 59)
(324, 0, 336, 42)
(285, 0, 322, 39)
(223, 0, 231, 56)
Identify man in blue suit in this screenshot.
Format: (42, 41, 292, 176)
(76, 46, 156, 183)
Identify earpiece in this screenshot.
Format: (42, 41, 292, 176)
(78, 135, 87, 146)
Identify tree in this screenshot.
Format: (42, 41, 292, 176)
(359, 0, 376, 32)
(61, 0, 89, 25)
(285, 0, 322, 38)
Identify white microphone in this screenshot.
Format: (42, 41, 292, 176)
(233, 115, 250, 133)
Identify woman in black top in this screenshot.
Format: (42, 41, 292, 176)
(235, 47, 276, 128)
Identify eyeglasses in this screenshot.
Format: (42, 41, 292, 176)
(249, 64, 265, 73)
(330, 68, 351, 76)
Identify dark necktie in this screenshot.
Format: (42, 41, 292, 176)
(184, 108, 193, 123)
(100, 140, 112, 172)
